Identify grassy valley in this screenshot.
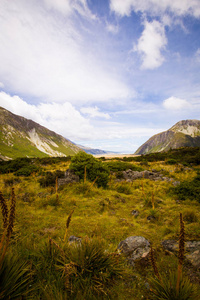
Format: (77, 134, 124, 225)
(0, 148, 200, 299)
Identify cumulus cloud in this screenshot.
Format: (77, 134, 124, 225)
(163, 96, 190, 110)
(0, 0, 131, 104)
(80, 106, 111, 119)
(134, 20, 167, 69)
(110, 0, 200, 18)
(0, 92, 93, 140)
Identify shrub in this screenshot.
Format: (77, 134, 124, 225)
(14, 165, 38, 176)
(38, 170, 65, 187)
(70, 152, 110, 188)
(172, 174, 200, 202)
(105, 161, 143, 172)
(166, 158, 178, 165)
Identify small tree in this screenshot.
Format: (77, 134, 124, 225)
(69, 152, 109, 188)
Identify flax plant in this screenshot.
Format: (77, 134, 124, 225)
(149, 213, 199, 300)
(63, 210, 74, 242)
(0, 188, 16, 267)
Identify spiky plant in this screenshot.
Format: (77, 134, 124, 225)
(0, 254, 34, 300)
(0, 189, 16, 267)
(63, 210, 74, 242)
(149, 213, 199, 300)
(59, 237, 124, 298)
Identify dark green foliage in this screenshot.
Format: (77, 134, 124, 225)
(166, 158, 178, 165)
(70, 152, 110, 188)
(0, 254, 34, 299)
(132, 147, 200, 166)
(37, 156, 71, 165)
(172, 174, 200, 202)
(149, 272, 199, 300)
(105, 161, 143, 172)
(0, 157, 38, 176)
(0, 156, 71, 174)
(14, 165, 38, 176)
(38, 170, 65, 187)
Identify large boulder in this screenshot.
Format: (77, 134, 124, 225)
(118, 236, 150, 266)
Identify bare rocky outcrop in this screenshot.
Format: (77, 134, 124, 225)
(118, 169, 179, 185)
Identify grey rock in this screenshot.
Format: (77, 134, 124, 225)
(118, 236, 150, 266)
(58, 169, 79, 187)
(161, 240, 200, 269)
(131, 210, 139, 217)
(68, 235, 81, 244)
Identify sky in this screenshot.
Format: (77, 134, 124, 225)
(0, 0, 200, 153)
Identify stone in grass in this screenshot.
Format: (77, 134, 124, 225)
(68, 235, 82, 244)
(118, 236, 150, 266)
(161, 240, 200, 270)
(131, 210, 139, 217)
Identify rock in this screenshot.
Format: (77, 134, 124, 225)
(68, 235, 81, 244)
(120, 169, 173, 183)
(147, 215, 156, 221)
(161, 240, 200, 269)
(186, 250, 200, 269)
(118, 236, 150, 266)
(58, 169, 79, 188)
(131, 210, 139, 217)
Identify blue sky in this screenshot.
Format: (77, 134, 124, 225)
(0, 0, 200, 153)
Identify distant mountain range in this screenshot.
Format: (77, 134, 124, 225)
(1, 107, 200, 160)
(135, 120, 200, 155)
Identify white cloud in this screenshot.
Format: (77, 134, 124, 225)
(163, 96, 190, 110)
(110, 0, 200, 18)
(43, 0, 96, 19)
(80, 106, 111, 119)
(0, 0, 131, 104)
(106, 23, 119, 34)
(134, 20, 167, 69)
(0, 92, 93, 140)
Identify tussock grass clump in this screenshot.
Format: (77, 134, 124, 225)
(60, 237, 125, 298)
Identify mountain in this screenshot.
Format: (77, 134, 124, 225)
(77, 144, 117, 155)
(135, 120, 200, 155)
(0, 107, 82, 160)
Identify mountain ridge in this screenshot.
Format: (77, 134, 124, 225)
(134, 119, 200, 155)
(0, 107, 82, 160)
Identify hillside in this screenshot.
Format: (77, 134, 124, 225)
(0, 149, 199, 299)
(0, 107, 82, 160)
(135, 119, 200, 155)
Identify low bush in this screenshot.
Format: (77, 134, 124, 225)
(172, 173, 200, 202)
(105, 161, 143, 172)
(38, 170, 65, 187)
(70, 152, 110, 188)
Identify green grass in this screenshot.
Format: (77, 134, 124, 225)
(0, 151, 200, 299)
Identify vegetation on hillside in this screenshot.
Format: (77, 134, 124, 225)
(0, 148, 200, 299)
